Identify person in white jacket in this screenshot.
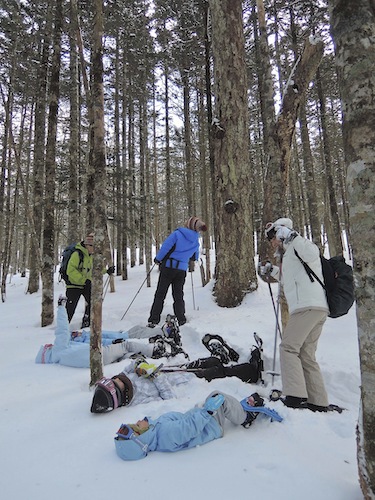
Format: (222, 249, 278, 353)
(263, 217, 330, 412)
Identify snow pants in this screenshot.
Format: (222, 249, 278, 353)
(206, 392, 247, 431)
(148, 267, 187, 325)
(279, 309, 329, 406)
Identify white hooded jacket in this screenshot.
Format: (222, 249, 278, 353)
(270, 234, 329, 315)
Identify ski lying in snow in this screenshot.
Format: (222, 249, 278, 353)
(268, 389, 345, 413)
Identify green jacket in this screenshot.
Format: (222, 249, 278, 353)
(66, 242, 93, 289)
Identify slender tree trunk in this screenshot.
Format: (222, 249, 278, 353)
(41, 0, 62, 326)
(90, 0, 107, 385)
(328, 2, 375, 497)
(68, 0, 80, 243)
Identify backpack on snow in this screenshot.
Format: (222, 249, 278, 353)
(294, 249, 355, 318)
(59, 243, 84, 284)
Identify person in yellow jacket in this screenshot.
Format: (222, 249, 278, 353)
(65, 232, 114, 328)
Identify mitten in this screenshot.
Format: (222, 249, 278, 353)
(135, 362, 159, 378)
(188, 259, 195, 272)
(154, 258, 161, 265)
(260, 261, 273, 276)
(107, 265, 115, 275)
(204, 393, 225, 414)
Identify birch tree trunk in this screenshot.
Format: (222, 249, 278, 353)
(328, 1, 375, 497)
(209, 0, 256, 307)
(41, 0, 62, 326)
(90, 0, 107, 385)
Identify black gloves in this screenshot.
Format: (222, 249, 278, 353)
(107, 265, 115, 275)
(154, 258, 161, 265)
(188, 259, 195, 272)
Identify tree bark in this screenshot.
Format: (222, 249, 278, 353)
(328, 1, 375, 497)
(41, 0, 62, 326)
(209, 0, 256, 307)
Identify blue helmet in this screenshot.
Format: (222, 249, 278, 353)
(115, 437, 148, 460)
(114, 423, 150, 461)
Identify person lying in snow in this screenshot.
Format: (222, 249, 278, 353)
(90, 342, 264, 414)
(35, 297, 174, 368)
(114, 392, 283, 460)
(90, 358, 190, 413)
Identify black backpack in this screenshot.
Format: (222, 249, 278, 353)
(294, 249, 355, 318)
(59, 243, 84, 284)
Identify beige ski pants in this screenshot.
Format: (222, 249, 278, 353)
(279, 309, 329, 406)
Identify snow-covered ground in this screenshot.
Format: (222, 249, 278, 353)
(0, 262, 362, 500)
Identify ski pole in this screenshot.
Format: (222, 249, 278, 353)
(190, 271, 196, 310)
(120, 263, 156, 320)
(271, 279, 281, 385)
(102, 274, 110, 301)
(267, 278, 283, 338)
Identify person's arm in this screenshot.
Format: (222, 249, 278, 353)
(153, 374, 176, 400)
(155, 232, 177, 262)
(66, 250, 86, 285)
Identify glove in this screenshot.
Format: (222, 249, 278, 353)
(135, 362, 159, 378)
(204, 394, 225, 413)
(188, 259, 195, 272)
(275, 225, 293, 241)
(260, 261, 273, 276)
(106, 265, 115, 275)
(154, 258, 161, 265)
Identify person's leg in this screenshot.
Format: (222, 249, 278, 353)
(66, 288, 82, 322)
(205, 392, 247, 429)
(300, 311, 329, 406)
(148, 269, 173, 324)
(171, 270, 187, 324)
(53, 304, 71, 353)
(82, 281, 92, 325)
(279, 310, 316, 399)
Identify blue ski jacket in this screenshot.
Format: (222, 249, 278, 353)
(156, 227, 200, 271)
(115, 407, 222, 460)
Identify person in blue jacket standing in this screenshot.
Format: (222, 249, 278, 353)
(114, 392, 282, 460)
(147, 217, 207, 328)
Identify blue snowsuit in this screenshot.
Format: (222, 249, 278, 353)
(115, 392, 247, 460)
(35, 305, 156, 368)
(148, 227, 200, 325)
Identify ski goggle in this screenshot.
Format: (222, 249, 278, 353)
(116, 423, 149, 453)
(265, 222, 277, 241)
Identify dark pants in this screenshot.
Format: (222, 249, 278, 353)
(66, 281, 91, 324)
(148, 267, 187, 324)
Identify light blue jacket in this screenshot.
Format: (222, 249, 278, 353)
(156, 227, 200, 271)
(115, 408, 222, 460)
(35, 306, 154, 368)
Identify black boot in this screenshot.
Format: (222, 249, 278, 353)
(282, 396, 308, 409)
(81, 314, 90, 328)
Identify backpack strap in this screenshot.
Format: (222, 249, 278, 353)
(294, 249, 325, 289)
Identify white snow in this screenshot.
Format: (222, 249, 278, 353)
(0, 263, 362, 500)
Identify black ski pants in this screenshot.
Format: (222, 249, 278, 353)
(66, 280, 91, 324)
(148, 267, 187, 325)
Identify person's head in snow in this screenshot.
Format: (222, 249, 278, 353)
(147, 216, 207, 328)
(114, 391, 282, 461)
(261, 217, 333, 412)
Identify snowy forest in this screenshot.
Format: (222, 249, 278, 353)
(0, 0, 374, 497)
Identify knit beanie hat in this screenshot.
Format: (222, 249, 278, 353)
(186, 216, 207, 232)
